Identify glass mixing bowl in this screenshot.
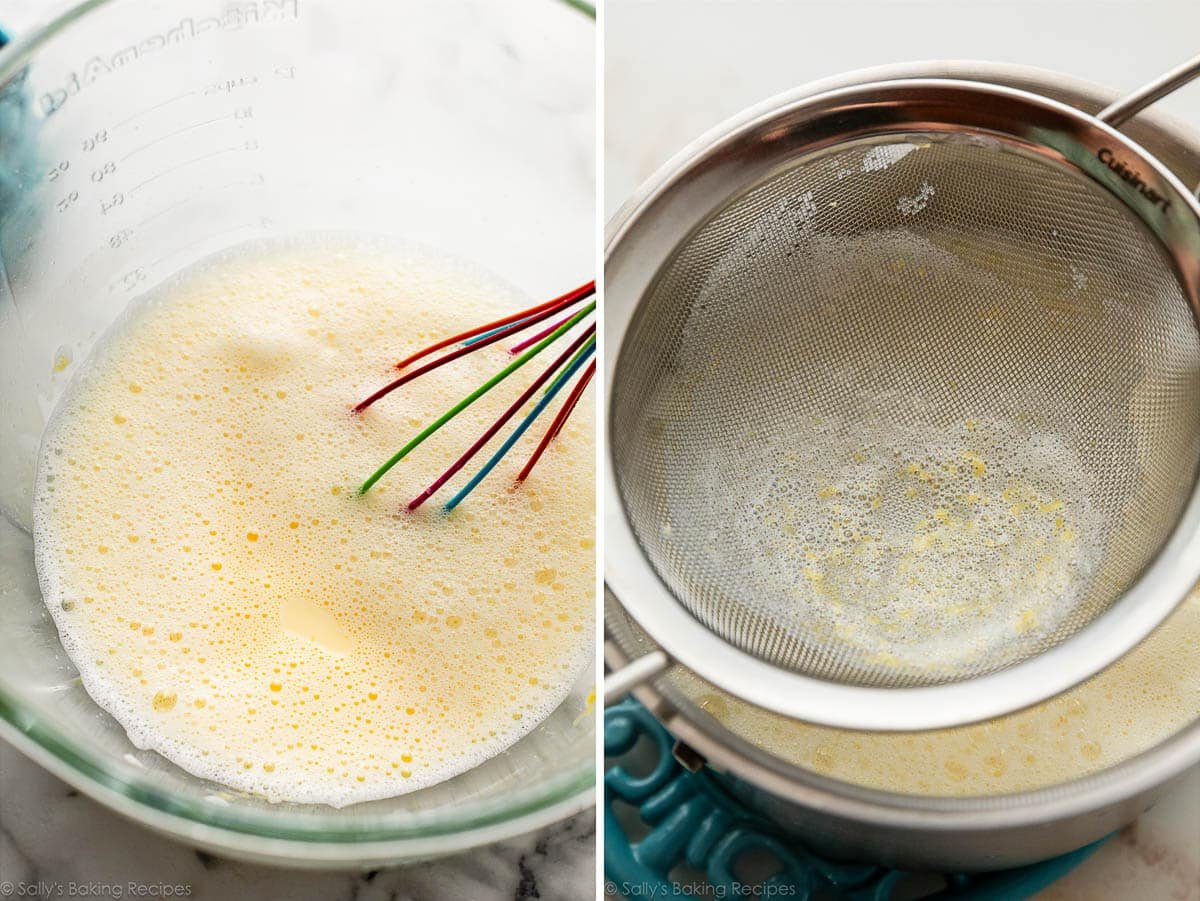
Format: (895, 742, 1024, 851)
(0, 0, 595, 867)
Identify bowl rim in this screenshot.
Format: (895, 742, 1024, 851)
(1, 715, 595, 866)
(0, 0, 598, 862)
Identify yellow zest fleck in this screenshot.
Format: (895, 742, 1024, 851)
(944, 760, 968, 782)
(963, 453, 986, 477)
(1016, 610, 1038, 634)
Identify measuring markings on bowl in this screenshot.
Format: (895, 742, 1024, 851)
(109, 89, 198, 132)
(33, 1, 300, 116)
(118, 110, 251, 165)
(19, 62, 301, 304)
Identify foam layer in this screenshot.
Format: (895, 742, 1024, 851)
(674, 584, 1200, 796)
(33, 234, 595, 806)
(696, 417, 1103, 678)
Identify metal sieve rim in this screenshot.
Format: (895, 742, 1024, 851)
(604, 77, 1200, 731)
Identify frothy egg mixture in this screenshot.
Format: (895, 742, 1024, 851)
(33, 235, 595, 806)
(675, 584, 1200, 796)
(695, 418, 1102, 677)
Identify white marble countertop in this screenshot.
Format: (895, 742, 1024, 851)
(605, 2, 1199, 898)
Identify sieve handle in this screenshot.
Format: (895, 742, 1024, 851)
(604, 649, 670, 706)
(1099, 51, 1200, 128)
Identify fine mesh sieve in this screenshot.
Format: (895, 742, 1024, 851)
(605, 69, 1200, 731)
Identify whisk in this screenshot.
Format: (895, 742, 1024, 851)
(355, 281, 596, 512)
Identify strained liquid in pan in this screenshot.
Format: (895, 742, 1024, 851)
(671, 584, 1200, 796)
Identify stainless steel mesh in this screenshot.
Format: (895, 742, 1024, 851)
(610, 133, 1200, 689)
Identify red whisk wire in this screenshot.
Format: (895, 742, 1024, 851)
(517, 359, 596, 484)
(353, 287, 591, 414)
(509, 311, 577, 355)
(394, 281, 595, 370)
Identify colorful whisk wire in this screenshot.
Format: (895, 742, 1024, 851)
(356, 281, 596, 510)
